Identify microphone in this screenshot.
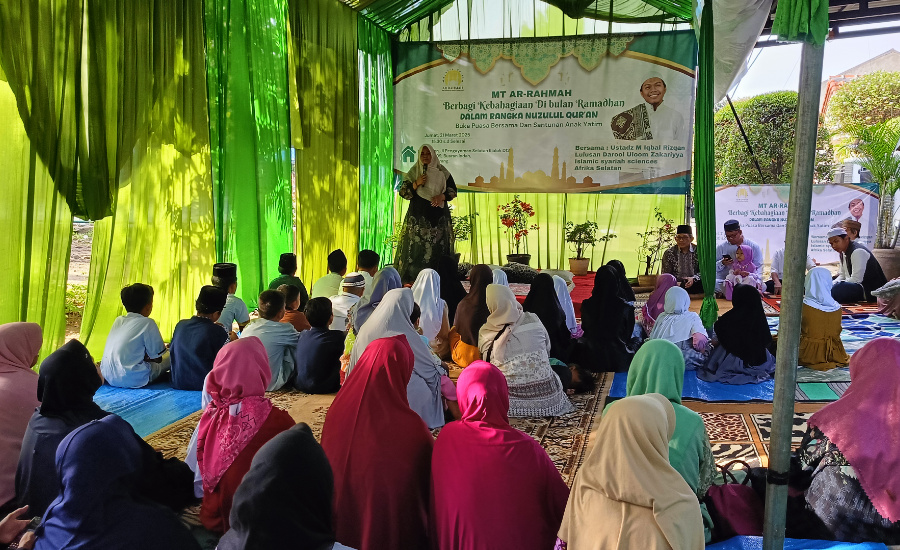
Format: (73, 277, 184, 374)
(421, 163, 428, 187)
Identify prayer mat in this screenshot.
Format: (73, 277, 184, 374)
(684, 401, 827, 469)
(762, 294, 883, 317)
(768, 314, 900, 356)
(761, 295, 780, 316)
(145, 374, 611, 488)
(93, 380, 202, 438)
(708, 535, 888, 549)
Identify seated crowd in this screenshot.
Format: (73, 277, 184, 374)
(0, 239, 898, 549)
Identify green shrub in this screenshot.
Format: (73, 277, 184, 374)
(66, 284, 87, 315)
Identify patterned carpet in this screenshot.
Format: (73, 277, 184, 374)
(768, 313, 900, 356)
(145, 373, 611, 488)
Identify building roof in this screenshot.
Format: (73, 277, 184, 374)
(820, 49, 900, 114)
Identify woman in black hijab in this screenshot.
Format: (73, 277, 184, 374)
(575, 266, 636, 372)
(697, 284, 775, 384)
(523, 273, 573, 362)
(606, 259, 636, 302)
(436, 255, 467, 325)
(15, 339, 195, 516)
(452, 264, 493, 367)
(217, 423, 347, 550)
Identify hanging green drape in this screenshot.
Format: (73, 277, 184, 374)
(207, 0, 294, 309)
(81, 0, 215, 357)
(543, 0, 691, 22)
(770, 0, 829, 45)
(400, 192, 684, 275)
(358, 16, 394, 265)
(288, 0, 360, 285)
(0, 78, 73, 360)
(693, 0, 717, 326)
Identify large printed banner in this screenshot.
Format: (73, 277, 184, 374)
(715, 184, 879, 266)
(393, 32, 698, 194)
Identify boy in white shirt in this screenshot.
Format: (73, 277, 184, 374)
(100, 283, 170, 388)
(212, 262, 250, 333)
(329, 273, 366, 332)
(356, 250, 379, 300)
(241, 290, 300, 391)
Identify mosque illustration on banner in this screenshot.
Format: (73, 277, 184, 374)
(468, 147, 603, 192)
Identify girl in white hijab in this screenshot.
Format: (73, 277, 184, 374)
(478, 285, 573, 417)
(348, 288, 451, 428)
(649, 287, 709, 370)
(794, 266, 849, 371)
(556, 393, 705, 550)
(410, 268, 451, 359)
(491, 268, 509, 286)
(553, 275, 580, 337)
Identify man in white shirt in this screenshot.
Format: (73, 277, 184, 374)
(715, 219, 763, 295)
(212, 262, 250, 332)
(311, 249, 348, 298)
(766, 244, 817, 295)
(100, 283, 170, 388)
(828, 227, 887, 303)
(329, 273, 366, 332)
(356, 249, 380, 301)
(611, 77, 684, 141)
(241, 290, 300, 391)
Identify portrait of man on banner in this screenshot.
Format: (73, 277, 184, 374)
(611, 77, 685, 141)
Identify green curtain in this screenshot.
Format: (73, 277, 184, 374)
(358, 16, 395, 265)
(0, 78, 73, 360)
(288, 0, 360, 285)
(693, 0, 717, 326)
(207, 0, 294, 309)
(770, 0, 829, 45)
(544, 0, 691, 22)
(81, 0, 215, 357)
(398, 192, 684, 276)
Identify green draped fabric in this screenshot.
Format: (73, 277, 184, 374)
(402, 191, 684, 275)
(288, 0, 360, 285)
(694, 0, 717, 326)
(770, 0, 829, 45)
(351, 0, 455, 33)
(0, 0, 115, 220)
(81, 0, 215, 357)
(0, 79, 72, 360)
(544, 0, 691, 22)
(358, 16, 395, 265)
(207, 0, 294, 309)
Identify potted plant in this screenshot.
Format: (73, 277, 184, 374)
(498, 195, 539, 265)
(635, 207, 676, 287)
(451, 210, 478, 263)
(840, 118, 900, 278)
(565, 221, 617, 275)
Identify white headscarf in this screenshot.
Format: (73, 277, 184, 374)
(649, 286, 707, 344)
(348, 288, 445, 428)
(478, 284, 524, 360)
(404, 144, 447, 204)
(411, 268, 444, 341)
(805, 266, 841, 313)
(491, 269, 509, 286)
(553, 275, 578, 332)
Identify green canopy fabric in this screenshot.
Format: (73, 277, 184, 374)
(544, 0, 691, 22)
(693, 0, 718, 326)
(81, 0, 215, 357)
(358, 16, 396, 265)
(207, 0, 294, 309)
(770, 0, 829, 45)
(0, 79, 72, 361)
(288, 0, 361, 285)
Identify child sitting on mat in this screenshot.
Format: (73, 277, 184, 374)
(292, 297, 343, 394)
(100, 283, 170, 388)
(170, 286, 236, 391)
(212, 262, 251, 333)
(412, 303, 460, 420)
(240, 290, 300, 391)
(724, 245, 762, 300)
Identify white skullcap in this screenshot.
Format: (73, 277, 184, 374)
(827, 227, 847, 239)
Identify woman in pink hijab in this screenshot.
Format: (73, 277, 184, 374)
(195, 337, 294, 533)
(0, 322, 41, 509)
(790, 338, 900, 543)
(640, 273, 677, 333)
(430, 360, 568, 550)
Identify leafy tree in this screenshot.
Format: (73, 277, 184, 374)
(715, 91, 833, 185)
(826, 71, 900, 131)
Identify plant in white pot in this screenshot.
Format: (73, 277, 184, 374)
(635, 208, 676, 287)
(564, 221, 616, 276)
(841, 118, 900, 279)
(498, 195, 539, 265)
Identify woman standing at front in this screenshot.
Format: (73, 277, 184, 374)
(396, 145, 457, 283)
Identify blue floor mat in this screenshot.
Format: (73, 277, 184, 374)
(610, 370, 775, 401)
(93, 381, 202, 438)
(708, 536, 887, 549)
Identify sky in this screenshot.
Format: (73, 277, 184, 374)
(732, 23, 900, 99)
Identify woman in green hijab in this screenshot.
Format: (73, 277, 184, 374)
(607, 339, 717, 540)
